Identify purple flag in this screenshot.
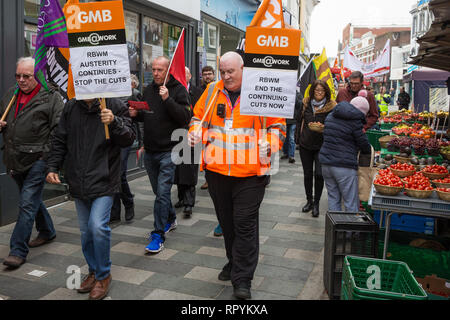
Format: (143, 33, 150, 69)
(33, 0, 69, 91)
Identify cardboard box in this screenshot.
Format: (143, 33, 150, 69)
(415, 274, 450, 298)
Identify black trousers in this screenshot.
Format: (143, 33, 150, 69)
(299, 146, 324, 203)
(205, 170, 267, 286)
(177, 184, 196, 207)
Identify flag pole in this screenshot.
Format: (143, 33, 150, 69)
(0, 95, 17, 122)
(164, 28, 185, 87)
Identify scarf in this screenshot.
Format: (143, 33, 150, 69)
(311, 98, 326, 110)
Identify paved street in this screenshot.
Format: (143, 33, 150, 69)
(0, 152, 329, 300)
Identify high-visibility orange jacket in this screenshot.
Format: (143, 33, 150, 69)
(189, 80, 286, 177)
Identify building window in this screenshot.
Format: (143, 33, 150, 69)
(412, 15, 417, 35)
(24, 0, 67, 19)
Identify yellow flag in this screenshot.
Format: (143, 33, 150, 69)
(313, 48, 336, 100)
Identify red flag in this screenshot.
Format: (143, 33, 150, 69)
(166, 28, 187, 89)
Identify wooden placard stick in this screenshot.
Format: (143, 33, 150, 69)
(99, 98, 110, 140)
(0, 95, 17, 122)
(194, 89, 219, 136)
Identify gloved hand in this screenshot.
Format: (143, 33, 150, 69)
(258, 139, 271, 164)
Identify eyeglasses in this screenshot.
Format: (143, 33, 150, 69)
(349, 82, 361, 86)
(15, 73, 33, 80)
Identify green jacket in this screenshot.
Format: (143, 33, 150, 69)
(0, 86, 64, 173)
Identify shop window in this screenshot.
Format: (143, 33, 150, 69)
(124, 10, 141, 84)
(24, 0, 67, 19)
(24, 24, 38, 57)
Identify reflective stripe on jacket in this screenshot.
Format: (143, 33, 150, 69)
(189, 81, 286, 177)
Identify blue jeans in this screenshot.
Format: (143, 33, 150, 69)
(322, 165, 359, 212)
(10, 160, 56, 259)
(74, 196, 113, 280)
(144, 151, 176, 239)
(282, 124, 296, 158)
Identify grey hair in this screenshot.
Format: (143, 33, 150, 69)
(130, 74, 139, 87)
(220, 51, 244, 67)
(17, 57, 35, 67)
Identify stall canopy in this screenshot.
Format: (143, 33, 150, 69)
(403, 68, 450, 112)
(409, 0, 450, 72)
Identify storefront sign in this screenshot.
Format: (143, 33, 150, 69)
(65, 0, 131, 99)
(240, 27, 301, 118)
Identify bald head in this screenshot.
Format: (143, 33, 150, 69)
(219, 51, 243, 92)
(185, 67, 191, 84)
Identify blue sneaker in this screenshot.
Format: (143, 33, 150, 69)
(164, 219, 177, 234)
(213, 224, 223, 237)
(145, 233, 164, 253)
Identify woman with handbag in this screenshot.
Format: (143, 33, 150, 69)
(295, 80, 336, 217)
(319, 91, 372, 212)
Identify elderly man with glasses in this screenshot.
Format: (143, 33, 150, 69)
(0, 57, 64, 269)
(337, 71, 378, 131)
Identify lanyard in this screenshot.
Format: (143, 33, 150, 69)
(223, 90, 240, 114)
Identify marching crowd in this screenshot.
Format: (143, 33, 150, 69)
(0, 51, 379, 300)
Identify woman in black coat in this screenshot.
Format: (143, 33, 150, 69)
(295, 80, 336, 217)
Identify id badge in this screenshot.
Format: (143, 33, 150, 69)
(224, 118, 233, 131)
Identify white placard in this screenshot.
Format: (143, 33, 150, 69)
(28, 270, 47, 278)
(70, 44, 131, 99)
(240, 68, 297, 119)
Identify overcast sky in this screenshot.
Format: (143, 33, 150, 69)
(310, 0, 418, 58)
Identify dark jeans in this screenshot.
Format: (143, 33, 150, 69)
(206, 170, 267, 287)
(177, 185, 196, 207)
(111, 146, 134, 219)
(9, 160, 56, 259)
(144, 151, 176, 240)
(299, 146, 324, 204)
(282, 124, 296, 158)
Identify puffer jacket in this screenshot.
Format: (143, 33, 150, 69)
(319, 101, 371, 170)
(0, 86, 64, 173)
(47, 98, 135, 199)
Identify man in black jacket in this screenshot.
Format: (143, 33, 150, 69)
(129, 56, 191, 254)
(0, 57, 64, 269)
(397, 87, 410, 111)
(46, 98, 135, 300)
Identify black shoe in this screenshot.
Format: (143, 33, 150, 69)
(312, 203, 320, 217)
(280, 154, 289, 160)
(174, 201, 184, 208)
(125, 207, 135, 221)
(302, 200, 314, 213)
(289, 157, 295, 163)
(109, 217, 121, 224)
(183, 206, 192, 218)
(233, 283, 251, 300)
(218, 269, 231, 281)
(218, 263, 231, 281)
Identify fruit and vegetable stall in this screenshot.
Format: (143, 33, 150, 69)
(362, 109, 450, 300)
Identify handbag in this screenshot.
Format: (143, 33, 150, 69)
(358, 145, 376, 202)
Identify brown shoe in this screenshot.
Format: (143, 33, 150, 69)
(28, 235, 56, 248)
(200, 182, 208, 189)
(3, 255, 26, 269)
(77, 272, 96, 293)
(89, 274, 112, 300)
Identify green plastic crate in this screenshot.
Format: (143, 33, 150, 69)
(341, 255, 428, 300)
(366, 130, 390, 151)
(380, 123, 397, 130)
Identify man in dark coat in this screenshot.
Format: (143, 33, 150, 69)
(397, 86, 411, 111)
(46, 97, 136, 299)
(336, 71, 378, 131)
(174, 67, 202, 217)
(129, 56, 191, 254)
(0, 57, 64, 269)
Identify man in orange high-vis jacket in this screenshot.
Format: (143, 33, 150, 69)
(188, 51, 286, 300)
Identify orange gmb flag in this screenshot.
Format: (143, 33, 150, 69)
(167, 28, 187, 89)
(249, 0, 284, 28)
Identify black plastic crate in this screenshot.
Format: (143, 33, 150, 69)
(324, 211, 379, 300)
